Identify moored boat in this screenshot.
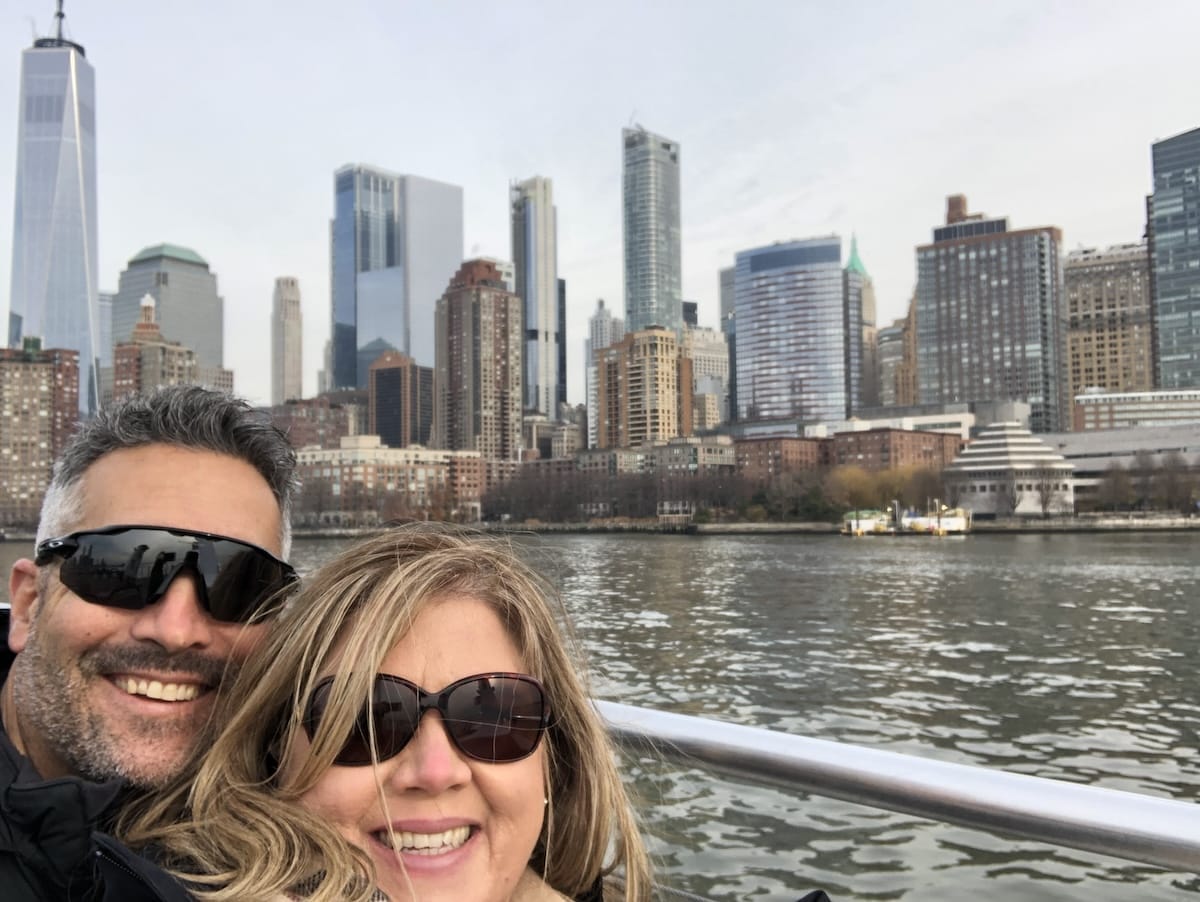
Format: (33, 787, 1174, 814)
(843, 504, 973, 536)
(840, 510, 893, 536)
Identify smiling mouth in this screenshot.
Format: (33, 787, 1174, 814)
(115, 677, 203, 702)
(373, 825, 472, 855)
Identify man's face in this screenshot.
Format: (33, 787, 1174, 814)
(6, 444, 284, 788)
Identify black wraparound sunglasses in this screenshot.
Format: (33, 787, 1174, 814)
(35, 524, 298, 624)
(304, 672, 551, 766)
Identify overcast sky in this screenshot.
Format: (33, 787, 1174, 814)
(2, 0, 1198, 406)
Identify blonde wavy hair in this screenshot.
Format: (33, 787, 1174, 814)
(118, 525, 652, 901)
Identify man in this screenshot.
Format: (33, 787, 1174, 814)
(0, 385, 298, 899)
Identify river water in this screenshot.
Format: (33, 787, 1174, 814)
(290, 532, 1200, 901)
(4, 532, 1196, 899)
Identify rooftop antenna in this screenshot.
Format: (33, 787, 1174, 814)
(55, 0, 65, 41)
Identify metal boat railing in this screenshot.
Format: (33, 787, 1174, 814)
(598, 700, 1200, 873)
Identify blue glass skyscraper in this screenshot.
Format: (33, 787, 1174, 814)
(733, 237, 846, 423)
(330, 165, 463, 389)
(1149, 126, 1200, 389)
(8, 3, 98, 412)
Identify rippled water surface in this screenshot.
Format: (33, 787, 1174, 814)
(301, 533, 1200, 898)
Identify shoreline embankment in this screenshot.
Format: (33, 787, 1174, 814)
(289, 516, 1200, 539)
(4, 517, 1196, 546)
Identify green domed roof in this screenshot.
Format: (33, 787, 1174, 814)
(129, 243, 209, 267)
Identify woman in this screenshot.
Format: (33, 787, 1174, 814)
(120, 525, 652, 901)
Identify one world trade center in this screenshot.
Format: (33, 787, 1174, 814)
(8, 1, 99, 413)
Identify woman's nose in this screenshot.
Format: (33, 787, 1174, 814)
(384, 712, 473, 795)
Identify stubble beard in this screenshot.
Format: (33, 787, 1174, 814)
(11, 617, 234, 789)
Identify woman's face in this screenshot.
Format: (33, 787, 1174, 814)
(283, 593, 547, 902)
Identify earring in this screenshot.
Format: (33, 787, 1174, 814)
(543, 797, 549, 806)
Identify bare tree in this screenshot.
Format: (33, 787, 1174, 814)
(1132, 450, 1156, 510)
(904, 467, 946, 509)
(1035, 470, 1060, 519)
(1155, 451, 1195, 513)
(995, 477, 1022, 517)
(1096, 462, 1134, 512)
(296, 476, 334, 526)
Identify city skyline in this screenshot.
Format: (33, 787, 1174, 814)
(2, 0, 1199, 407)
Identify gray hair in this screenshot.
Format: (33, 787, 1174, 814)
(39, 386, 298, 555)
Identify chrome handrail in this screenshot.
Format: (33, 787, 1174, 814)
(597, 700, 1200, 873)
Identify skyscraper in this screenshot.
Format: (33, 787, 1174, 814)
(330, 165, 463, 388)
(585, 299, 624, 448)
(112, 244, 226, 388)
(510, 176, 559, 416)
(368, 350, 432, 449)
(1149, 127, 1200, 389)
(843, 237, 878, 413)
(734, 237, 846, 424)
(915, 194, 1065, 432)
(876, 319, 906, 408)
(8, 4, 98, 413)
(271, 277, 303, 404)
(1064, 244, 1153, 405)
(557, 278, 567, 411)
(719, 267, 736, 322)
(594, 328, 692, 449)
(622, 126, 682, 333)
(97, 289, 113, 403)
(719, 266, 737, 422)
(681, 324, 729, 428)
(433, 260, 522, 461)
(682, 301, 699, 328)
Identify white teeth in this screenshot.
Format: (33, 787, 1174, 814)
(119, 678, 201, 702)
(374, 825, 471, 855)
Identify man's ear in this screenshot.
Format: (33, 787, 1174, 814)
(8, 559, 40, 654)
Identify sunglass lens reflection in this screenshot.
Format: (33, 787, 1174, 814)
(443, 677, 546, 761)
(58, 530, 292, 623)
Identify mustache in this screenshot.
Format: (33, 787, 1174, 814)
(79, 644, 235, 688)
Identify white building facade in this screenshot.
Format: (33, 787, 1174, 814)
(510, 176, 559, 416)
(943, 421, 1075, 517)
(271, 277, 303, 404)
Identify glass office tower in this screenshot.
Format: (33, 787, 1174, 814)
(733, 237, 846, 423)
(510, 176, 559, 416)
(8, 9, 99, 412)
(622, 126, 682, 334)
(1149, 126, 1200, 389)
(330, 165, 463, 389)
(112, 244, 224, 373)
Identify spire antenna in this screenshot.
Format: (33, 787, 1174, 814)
(55, 0, 65, 41)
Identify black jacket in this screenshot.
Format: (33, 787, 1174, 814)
(0, 605, 193, 901)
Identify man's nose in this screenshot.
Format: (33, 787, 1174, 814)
(127, 571, 216, 652)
